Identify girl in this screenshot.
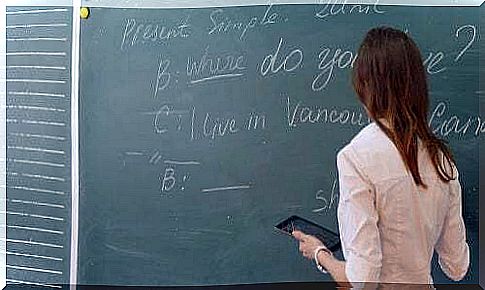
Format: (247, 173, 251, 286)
(293, 27, 469, 287)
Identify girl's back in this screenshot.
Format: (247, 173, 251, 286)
(336, 122, 469, 284)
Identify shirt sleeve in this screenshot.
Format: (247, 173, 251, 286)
(337, 147, 382, 286)
(435, 169, 470, 281)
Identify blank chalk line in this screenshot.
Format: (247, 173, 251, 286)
(6, 66, 66, 71)
(189, 73, 244, 84)
(6, 23, 68, 29)
(2, 198, 65, 208)
(2, 171, 18, 176)
(6, 8, 68, 15)
(5, 105, 66, 113)
(9, 132, 66, 141)
(5, 79, 66, 84)
(6, 185, 65, 195)
(6, 265, 62, 275)
(8, 91, 66, 98)
(164, 160, 200, 165)
(7, 37, 67, 42)
(21, 119, 66, 127)
(0, 225, 63, 235)
(8, 146, 65, 155)
(2, 158, 65, 168)
(201, 184, 251, 193)
(0, 211, 64, 222)
(6, 279, 61, 288)
(5, 170, 65, 182)
(5, 52, 66, 56)
(124, 151, 144, 156)
(1, 238, 63, 248)
(4, 251, 63, 261)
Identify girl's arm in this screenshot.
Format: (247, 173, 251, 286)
(316, 249, 351, 288)
(293, 230, 351, 287)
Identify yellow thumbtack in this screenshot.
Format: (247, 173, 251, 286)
(80, 7, 90, 19)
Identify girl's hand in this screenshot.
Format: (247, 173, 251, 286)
(292, 230, 326, 259)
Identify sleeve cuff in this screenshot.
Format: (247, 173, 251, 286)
(438, 245, 470, 281)
(345, 254, 381, 284)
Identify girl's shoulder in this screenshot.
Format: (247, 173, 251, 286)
(337, 122, 408, 180)
(346, 122, 391, 152)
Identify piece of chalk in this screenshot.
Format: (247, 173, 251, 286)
(80, 7, 89, 19)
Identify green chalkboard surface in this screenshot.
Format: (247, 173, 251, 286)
(79, 4, 481, 286)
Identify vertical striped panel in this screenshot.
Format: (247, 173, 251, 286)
(5, 6, 72, 286)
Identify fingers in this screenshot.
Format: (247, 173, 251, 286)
(300, 248, 313, 259)
(304, 251, 313, 259)
(299, 244, 307, 256)
(295, 232, 314, 260)
(294, 231, 328, 260)
(292, 230, 307, 241)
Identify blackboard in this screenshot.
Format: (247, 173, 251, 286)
(78, 3, 481, 286)
(5, 6, 73, 286)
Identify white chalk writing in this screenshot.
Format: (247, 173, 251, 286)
(286, 96, 370, 128)
(454, 24, 477, 62)
(154, 56, 171, 97)
(315, 0, 385, 20)
(208, 5, 281, 40)
(312, 46, 357, 91)
(260, 38, 303, 77)
(313, 178, 339, 213)
(187, 47, 246, 84)
(203, 113, 240, 140)
(121, 17, 191, 50)
(429, 102, 483, 138)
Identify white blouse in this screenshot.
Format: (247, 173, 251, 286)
(336, 122, 469, 286)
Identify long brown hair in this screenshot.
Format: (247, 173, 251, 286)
(352, 27, 456, 187)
